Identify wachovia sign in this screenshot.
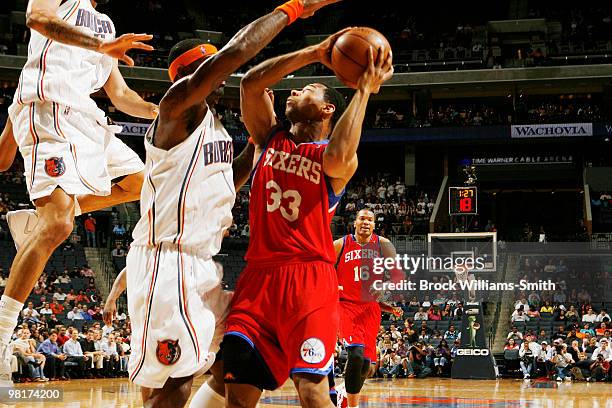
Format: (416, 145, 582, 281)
(511, 123, 593, 138)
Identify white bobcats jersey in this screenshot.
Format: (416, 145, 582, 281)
(12, 0, 115, 117)
(131, 107, 236, 256)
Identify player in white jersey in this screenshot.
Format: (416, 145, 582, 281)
(104, 264, 233, 408)
(0, 0, 157, 386)
(123, 1, 341, 406)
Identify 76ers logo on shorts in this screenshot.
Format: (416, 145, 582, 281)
(44, 157, 66, 177)
(300, 338, 325, 364)
(156, 339, 181, 365)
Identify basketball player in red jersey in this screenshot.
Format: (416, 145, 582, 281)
(222, 34, 393, 406)
(333, 208, 403, 408)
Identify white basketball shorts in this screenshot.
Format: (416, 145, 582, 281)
(126, 243, 219, 389)
(9, 101, 143, 201)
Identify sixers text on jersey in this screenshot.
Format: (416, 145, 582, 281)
(246, 130, 341, 266)
(336, 233, 383, 304)
(260, 147, 322, 185)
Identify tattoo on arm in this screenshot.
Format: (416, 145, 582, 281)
(33, 14, 101, 50)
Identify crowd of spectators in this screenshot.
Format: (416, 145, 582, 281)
(334, 176, 436, 237)
(0, 253, 131, 382)
(1, 3, 610, 71)
(368, 97, 609, 130)
(504, 255, 612, 381)
(334, 298, 467, 379)
(423, 105, 504, 127)
(519, 101, 602, 124)
(527, 5, 612, 49)
(504, 323, 611, 382)
(227, 189, 250, 240)
(10, 322, 130, 382)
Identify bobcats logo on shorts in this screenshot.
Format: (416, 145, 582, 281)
(45, 157, 66, 177)
(300, 338, 325, 364)
(156, 339, 181, 365)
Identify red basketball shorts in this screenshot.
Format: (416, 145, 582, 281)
(225, 261, 340, 389)
(339, 300, 381, 363)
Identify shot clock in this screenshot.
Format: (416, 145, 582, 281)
(449, 186, 478, 215)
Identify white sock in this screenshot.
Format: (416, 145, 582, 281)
(74, 197, 82, 217)
(0, 295, 23, 344)
(188, 381, 224, 408)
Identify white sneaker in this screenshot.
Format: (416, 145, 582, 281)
(6, 210, 38, 250)
(564, 376, 571, 382)
(556, 376, 562, 382)
(0, 340, 14, 387)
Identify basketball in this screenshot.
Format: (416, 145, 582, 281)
(331, 27, 392, 89)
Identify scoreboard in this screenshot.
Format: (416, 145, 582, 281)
(449, 186, 478, 215)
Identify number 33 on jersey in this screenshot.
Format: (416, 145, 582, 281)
(245, 129, 343, 266)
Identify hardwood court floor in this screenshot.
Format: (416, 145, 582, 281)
(4, 376, 612, 407)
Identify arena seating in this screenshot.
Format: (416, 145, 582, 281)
(334, 177, 436, 237)
(591, 191, 612, 233)
(503, 254, 612, 380)
(1, 3, 610, 71)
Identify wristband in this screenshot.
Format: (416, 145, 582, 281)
(275, 0, 304, 25)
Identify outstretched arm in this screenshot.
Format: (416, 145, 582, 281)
(102, 268, 126, 326)
(241, 47, 316, 146)
(161, 0, 341, 121)
(323, 48, 393, 194)
(240, 30, 349, 145)
(104, 63, 159, 120)
(0, 120, 17, 172)
(27, 0, 153, 65)
(232, 142, 255, 190)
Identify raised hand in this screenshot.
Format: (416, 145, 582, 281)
(265, 88, 275, 104)
(356, 46, 394, 94)
(98, 33, 154, 66)
(315, 27, 353, 69)
(301, 0, 343, 19)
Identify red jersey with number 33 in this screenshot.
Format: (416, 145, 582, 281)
(336, 233, 382, 303)
(245, 129, 342, 266)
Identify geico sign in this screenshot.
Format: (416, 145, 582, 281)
(457, 349, 489, 356)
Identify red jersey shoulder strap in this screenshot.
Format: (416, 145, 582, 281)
(372, 233, 383, 256)
(249, 126, 286, 183)
(334, 234, 350, 269)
